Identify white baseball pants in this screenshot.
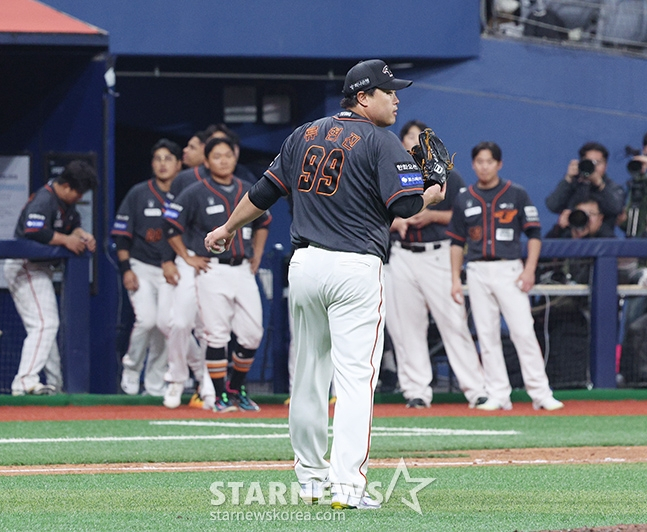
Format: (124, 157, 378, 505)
(122, 258, 168, 396)
(466, 259, 553, 406)
(385, 241, 487, 406)
(4, 259, 63, 394)
(288, 246, 384, 506)
(158, 255, 214, 398)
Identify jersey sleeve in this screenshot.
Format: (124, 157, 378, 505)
(20, 193, 56, 244)
(446, 194, 467, 245)
(163, 190, 189, 238)
(376, 131, 424, 208)
(518, 187, 542, 236)
(111, 189, 135, 247)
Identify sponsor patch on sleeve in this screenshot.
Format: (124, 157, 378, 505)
(112, 221, 128, 231)
(25, 219, 45, 229)
(396, 162, 423, 187)
(164, 208, 179, 220)
(524, 205, 539, 222)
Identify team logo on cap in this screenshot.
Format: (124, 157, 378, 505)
(383, 65, 393, 77)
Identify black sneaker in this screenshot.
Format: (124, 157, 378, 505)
(406, 398, 428, 409)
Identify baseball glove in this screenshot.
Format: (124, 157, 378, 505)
(408, 128, 455, 190)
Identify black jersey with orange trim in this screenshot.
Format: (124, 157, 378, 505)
(14, 180, 81, 245)
(164, 176, 271, 259)
(111, 179, 174, 266)
(446, 179, 541, 261)
(170, 165, 207, 197)
(263, 110, 423, 262)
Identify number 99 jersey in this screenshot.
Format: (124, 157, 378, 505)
(263, 110, 424, 262)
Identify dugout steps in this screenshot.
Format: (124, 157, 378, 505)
(1, 388, 647, 407)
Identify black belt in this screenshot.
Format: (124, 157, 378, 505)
(218, 257, 245, 266)
(295, 241, 333, 251)
(472, 257, 505, 262)
(400, 241, 442, 253)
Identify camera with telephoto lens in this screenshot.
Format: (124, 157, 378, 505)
(624, 145, 647, 237)
(578, 159, 596, 179)
(568, 209, 589, 230)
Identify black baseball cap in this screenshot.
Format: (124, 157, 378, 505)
(343, 59, 413, 96)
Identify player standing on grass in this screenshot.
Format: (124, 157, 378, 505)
(205, 59, 446, 509)
(164, 137, 270, 412)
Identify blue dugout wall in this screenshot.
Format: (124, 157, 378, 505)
(8, 1, 642, 392)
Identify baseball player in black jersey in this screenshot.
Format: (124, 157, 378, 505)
(111, 139, 182, 397)
(205, 59, 446, 510)
(447, 141, 564, 411)
(4, 161, 97, 396)
(164, 137, 271, 412)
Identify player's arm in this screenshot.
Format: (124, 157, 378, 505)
(49, 231, 89, 255)
(450, 244, 466, 304)
(115, 248, 138, 292)
(167, 234, 210, 274)
(250, 227, 269, 275)
(205, 193, 265, 253)
(406, 208, 452, 229)
(517, 238, 541, 293)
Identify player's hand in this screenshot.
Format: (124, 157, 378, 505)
(123, 270, 139, 292)
(162, 261, 180, 286)
(406, 209, 438, 230)
(78, 231, 96, 253)
(390, 217, 409, 239)
(186, 255, 210, 275)
(450, 278, 464, 305)
(64, 233, 88, 255)
(205, 226, 235, 254)
(516, 269, 535, 293)
(422, 182, 447, 207)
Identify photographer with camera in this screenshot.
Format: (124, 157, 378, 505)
(546, 142, 625, 234)
(620, 132, 647, 239)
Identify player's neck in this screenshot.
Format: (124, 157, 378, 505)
(476, 176, 500, 190)
(155, 176, 173, 192)
(209, 173, 233, 186)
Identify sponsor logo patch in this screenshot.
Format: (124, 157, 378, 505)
(524, 205, 539, 222)
(25, 219, 44, 229)
(396, 162, 423, 187)
(464, 206, 482, 217)
(206, 205, 225, 215)
(112, 221, 128, 231)
(144, 208, 162, 217)
(495, 228, 514, 241)
(164, 208, 179, 220)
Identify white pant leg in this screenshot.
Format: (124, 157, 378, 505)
(43, 341, 63, 391)
(143, 327, 168, 396)
(419, 244, 487, 405)
(466, 261, 512, 405)
(123, 259, 166, 378)
(230, 262, 264, 350)
(384, 250, 433, 405)
(162, 256, 200, 384)
(289, 247, 384, 505)
(491, 260, 553, 404)
(5, 259, 60, 394)
(196, 261, 236, 349)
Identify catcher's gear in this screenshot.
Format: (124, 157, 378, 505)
(408, 128, 455, 190)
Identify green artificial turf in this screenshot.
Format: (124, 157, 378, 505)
(0, 415, 645, 466)
(1, 464, 646, 531)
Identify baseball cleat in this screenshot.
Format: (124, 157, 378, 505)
(469, 396, 489, 409)
(331, 493, 381, 510)
(475, 398, 513, 411)
(213, 392, 237, 413)
(163, 382, 184, 409)
(187, 392, 204, 409)
(533, 397, 564, 411)
(13, 383, 57, 396)
(120, 371, 140, 395)
(299, 480, 331, 505)
(229, 386, 260, 411)
(406, 397, 428, 409)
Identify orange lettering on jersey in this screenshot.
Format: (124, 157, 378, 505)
(342, 133, 361, 150)
(494, 209, 518, 224)
(145, 228, 163, 243)
(304, 126, 319, 142)
(325, 127, 343, 142)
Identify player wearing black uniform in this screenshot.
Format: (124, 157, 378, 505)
(5, 161, 97, 395)
(205, 60, 446, 510)
(111, 139, 182, 396)
(447, 141, 564, 412)
(164, 137, 271, 412)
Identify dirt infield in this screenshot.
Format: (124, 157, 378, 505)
(0, 445, 646, 476)
(1, 398, 646, 422)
